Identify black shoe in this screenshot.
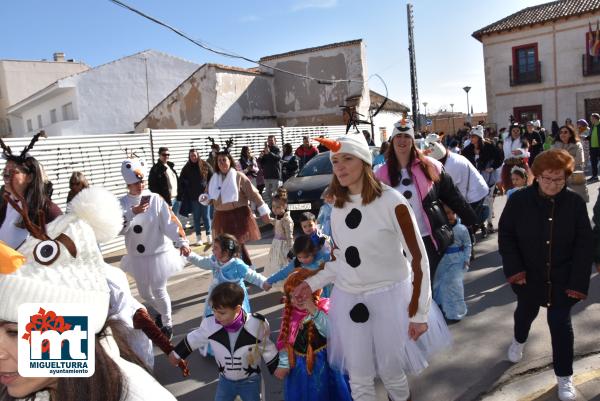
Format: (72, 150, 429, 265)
(161, 325, 173, 341)
(155, 314, 163, 329)
(587, 176, 599, 183)
(487, 222, 496, 233)
(481, 225, 488, 238)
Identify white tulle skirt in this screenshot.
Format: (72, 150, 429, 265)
(327, 278, 451, 378)
(120, 248, 185, 288)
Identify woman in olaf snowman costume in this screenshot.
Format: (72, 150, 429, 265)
(293, 132, 451, 401)
(119, 156, 191, 339)
(0, 186, 177, 401)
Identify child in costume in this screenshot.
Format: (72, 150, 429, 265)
(293, 130, 451, 401)
(317, 191, 334, 238)
(298, 211, 331, 253)
(169, 282, 279, 401)
(432, 204, 472, 321)
(264, 235, 331, 297)
(264, 188, 294, 279)
(187, 233, 270, 318)
(506, 166, 528, 198)
(274, 268, 352, 401)
(119, 156, 191, 339)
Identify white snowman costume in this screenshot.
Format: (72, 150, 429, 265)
(308, 131, 451, 401)
(119, 157, 188, 328)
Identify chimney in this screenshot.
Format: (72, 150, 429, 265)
(53, 52, 65, 62)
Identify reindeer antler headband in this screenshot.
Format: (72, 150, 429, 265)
(0, 131, 47, 163)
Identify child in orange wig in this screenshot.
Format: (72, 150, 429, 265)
(273, 268, 352, 401)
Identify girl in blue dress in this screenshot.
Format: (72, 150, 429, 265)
(187, 233, 269, 318)
(264, 235, 331, 297)
(274, 268, 352, 401)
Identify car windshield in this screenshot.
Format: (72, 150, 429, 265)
(298, 154, 332, 177)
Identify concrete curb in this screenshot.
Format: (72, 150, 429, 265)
(478, 352, 600, 400)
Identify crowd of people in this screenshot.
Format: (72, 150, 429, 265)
(0, 114, 598, 401)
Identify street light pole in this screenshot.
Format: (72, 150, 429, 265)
(463, 86, 471, 123)
(450, 103, 455, 134)
(422, 102, 428, 131)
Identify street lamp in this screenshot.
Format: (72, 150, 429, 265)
(422, 102, 428, 116)
(450, 103, 455, 134)
(463, 86, 471, 123)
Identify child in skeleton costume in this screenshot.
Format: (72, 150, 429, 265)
(293, 133, 451, 401)
(0, 187, 179, 401)
(169, 282, 279, 401)
(274, 268, 352, 401)
(119, 157, 191, 339)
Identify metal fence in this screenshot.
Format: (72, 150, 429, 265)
(0, 124, 370, 254)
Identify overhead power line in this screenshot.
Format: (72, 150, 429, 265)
(109, 0, 365, 85)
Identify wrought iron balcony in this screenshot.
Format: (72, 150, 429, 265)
(509, 61, 542, 86)
(582, 54, 600, 77)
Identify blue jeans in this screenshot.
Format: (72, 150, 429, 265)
(215, 374, 261, 401)
(191, 200, 211, 236)
(171, 199, 181, 215)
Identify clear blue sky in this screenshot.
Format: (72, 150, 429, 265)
(2, 0, 547, 115)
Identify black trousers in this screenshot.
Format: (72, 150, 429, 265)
(422, 235, 442, 280)
(590, 147, 600, 177)
(513, 298, 574, 376)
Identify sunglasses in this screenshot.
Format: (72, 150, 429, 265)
(161, 153, 170, 157)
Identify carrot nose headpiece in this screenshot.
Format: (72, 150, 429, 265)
(314, 132, 372, 165)
(313, 137, 341, 152)
(0, 241, 25, 274)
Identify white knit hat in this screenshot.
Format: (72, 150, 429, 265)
(470, 125, 484, 140)
(0, 187, 123, 333)
(391, 119, 415, 139)
(314, 132, 372, 165)
(426, 140, 447, 161)
(121, 157, 148, 185)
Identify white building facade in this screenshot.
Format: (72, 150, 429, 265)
(8, 50, 198, 136)
(473, 0, 600, 128)
(0, 53, 89, 136)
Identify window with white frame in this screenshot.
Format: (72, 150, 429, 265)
(37, 114, 42, 129)
(26, 119, 33, 132)
(50, 109, 57, 124)
(62, 102, 73, 121)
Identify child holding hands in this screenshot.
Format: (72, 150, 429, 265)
(274, 268, 352, 401)
(169, 282, 279, 401)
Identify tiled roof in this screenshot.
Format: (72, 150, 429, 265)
(472, 0, 600, 41)
(260, 39, 362, 62)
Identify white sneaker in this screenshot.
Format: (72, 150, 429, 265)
(206, 234, 212, 245)
(557, 375, 576, 400)
(507, 338, 525, 363)
(193, 240, 203, 247)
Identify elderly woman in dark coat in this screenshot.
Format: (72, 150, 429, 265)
(498, 148, 593, 401)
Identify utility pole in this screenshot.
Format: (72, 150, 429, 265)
(407, 3, 420, 131)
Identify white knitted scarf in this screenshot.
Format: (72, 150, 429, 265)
(208, 168, 239, 203)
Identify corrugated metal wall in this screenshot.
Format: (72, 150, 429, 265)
(0, 125, 371, 254)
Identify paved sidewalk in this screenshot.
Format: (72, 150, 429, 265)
(480, 353, 600, 400)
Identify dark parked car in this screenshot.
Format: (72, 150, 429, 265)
(283, 147, 380, 220)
